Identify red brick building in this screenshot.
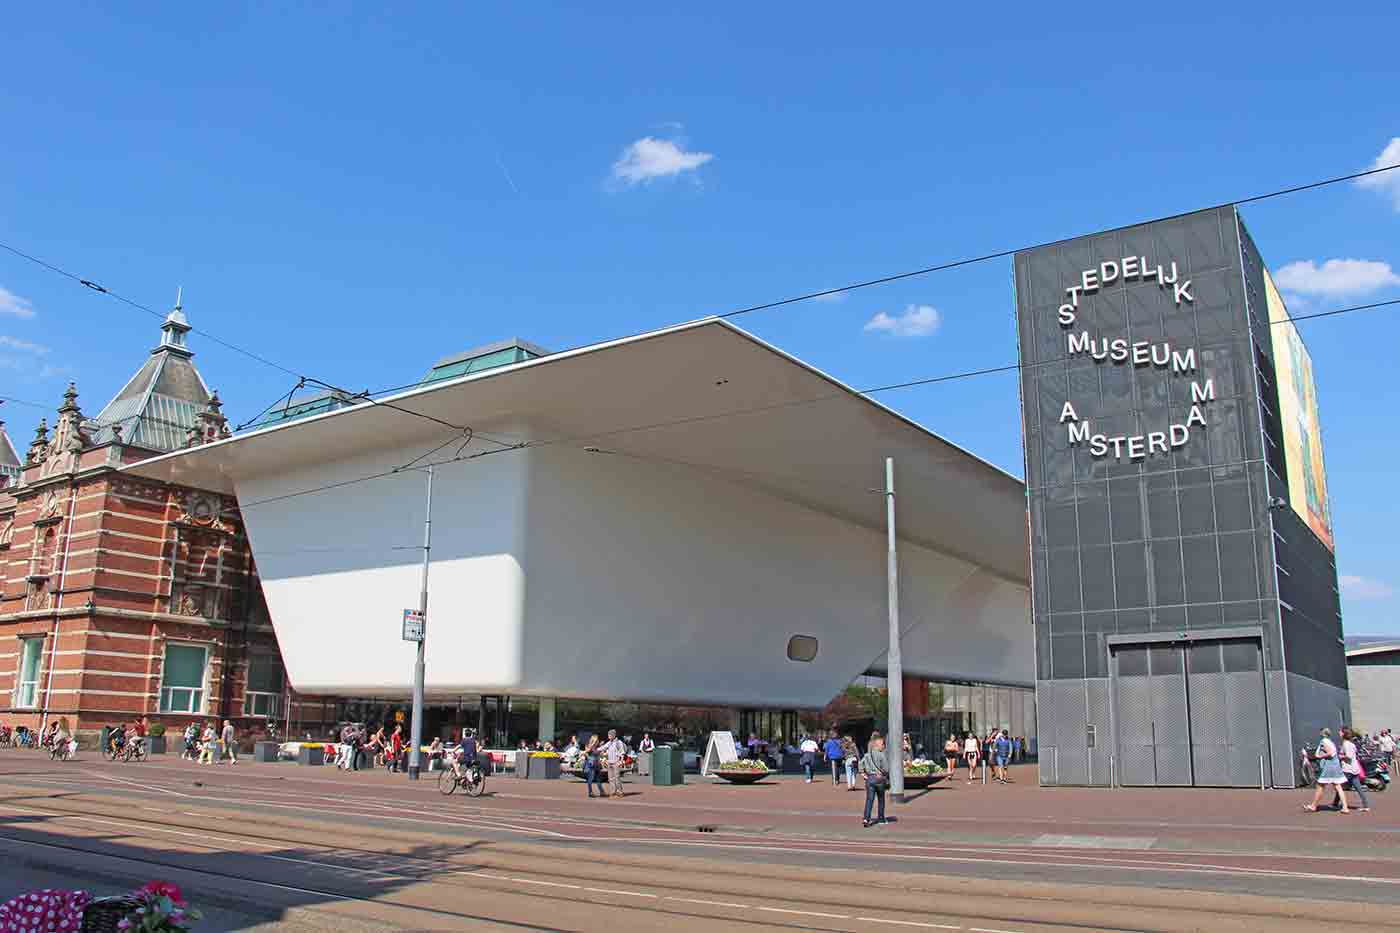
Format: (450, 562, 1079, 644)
(0, 306, 333, 746)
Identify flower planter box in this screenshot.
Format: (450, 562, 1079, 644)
(526, 756, 562, 780)
(714, 769, 768, 784)
(297, 744, 324, 766)
(253, 741, 280, 763)
(145, 736, 167, 755)
(902, 772, 948, 789)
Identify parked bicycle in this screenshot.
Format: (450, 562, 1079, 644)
(437, 760, 486, 797)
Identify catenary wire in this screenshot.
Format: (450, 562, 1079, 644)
(234, 294, 1400, 510)
(0, 244, 511, 444)
(3, 161, 1396, 408)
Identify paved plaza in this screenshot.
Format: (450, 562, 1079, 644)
(2, 752, 1398, 931)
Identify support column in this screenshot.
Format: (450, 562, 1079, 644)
(538, 697, 556, 745)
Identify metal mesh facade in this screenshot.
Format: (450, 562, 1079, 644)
(1015, 207, 1347, 787)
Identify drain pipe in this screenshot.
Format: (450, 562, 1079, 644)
(39, 481, 80, 736)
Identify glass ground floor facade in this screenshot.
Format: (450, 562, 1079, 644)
(843, 676, 1038, 760)
(284, 674, 1036, 762)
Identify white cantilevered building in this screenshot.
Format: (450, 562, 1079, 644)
(124, 318, 1033, 728)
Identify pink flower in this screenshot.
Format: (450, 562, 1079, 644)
(137, 881, 184, 906)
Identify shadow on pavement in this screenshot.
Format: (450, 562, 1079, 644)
(0, 819, 560, 931)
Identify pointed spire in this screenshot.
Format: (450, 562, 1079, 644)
(158, 288, 192, 355)
(25, 418, 49, 467)
(186, 389, 232, 448)
(59, 381, 80, 414)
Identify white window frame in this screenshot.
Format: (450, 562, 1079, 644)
(14, 636, 45, 709)
(242, 654, 283, 719)
(158, 642, 209, 715)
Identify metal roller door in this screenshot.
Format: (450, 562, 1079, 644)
(1111, 635, 1268, 787)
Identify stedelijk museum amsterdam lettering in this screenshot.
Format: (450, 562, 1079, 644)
(1054, 257, 1215, 460)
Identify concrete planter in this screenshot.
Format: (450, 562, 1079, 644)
(146, 736, 167, 755)
(297, 744, 324, 766)
(253, 741, 280, 763)
(526, 756, 562, 780)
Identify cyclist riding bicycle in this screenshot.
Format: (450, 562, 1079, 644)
(452, 728, 480, 780)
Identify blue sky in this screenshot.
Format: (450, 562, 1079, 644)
(2, 6, 1398, 632)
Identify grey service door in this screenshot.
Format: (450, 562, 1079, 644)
(1111, 643, 1191, 786)
(1186, 638, 1267, 787)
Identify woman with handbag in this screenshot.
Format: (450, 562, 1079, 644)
(1340, 728, 1372, 813)
(1304, 727, 1350, 813)
(859, 733, 890, 827)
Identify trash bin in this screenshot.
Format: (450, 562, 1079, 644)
(297, 744, 325, 766)
(254, 741, 280, 763)
(636, 750, 653, 777)
(99, 726, 113, 754)
(651, 745, 684, 786)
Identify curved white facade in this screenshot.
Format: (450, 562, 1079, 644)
(130, 319, 1033, 708)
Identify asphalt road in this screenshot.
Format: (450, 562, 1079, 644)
(3, 755, 1398, 931)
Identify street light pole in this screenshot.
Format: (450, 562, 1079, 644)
(407, 465, 433, 780)
(884, 457, 905, 804)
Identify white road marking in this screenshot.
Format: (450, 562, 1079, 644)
(584, 887, 658, 898)
(971, 928, 1024, 933)
(857, 919, 961, 930)
(666, 897, 752, 909)
(759, 906, 850, 919)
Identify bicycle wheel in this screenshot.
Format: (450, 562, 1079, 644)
(437, 768, 458, 796)
(465, 768, 486, 798)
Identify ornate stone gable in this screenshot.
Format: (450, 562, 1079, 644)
(40, 384, 91, 478)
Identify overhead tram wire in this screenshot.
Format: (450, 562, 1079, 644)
(713, 161, 1400, 321)
(233, 294, 1400, 511)
(301, 160, 1400, 406)
(0, 243, 519, 446)
(3, 160, 1397, 434)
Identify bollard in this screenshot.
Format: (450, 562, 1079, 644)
(1110, 754, 1116, 788)
(1260, 755, 1266, 790)
(982, 758, 987, 785)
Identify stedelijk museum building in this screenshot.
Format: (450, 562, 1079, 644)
(1015, 205, 1347, 788)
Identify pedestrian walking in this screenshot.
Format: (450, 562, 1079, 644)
(583, 733, 604, 798)
(943, 735, 960, 781)
(799, 734, 819, 782)
(602, 729, 628, 798)
(963, 732, 980, 783)
(221, 720, 237, 764)
(181, 723, 199, 761)
(993, 731, 1012, 783)
(389, 724, 405, 773)
(1340, 728, 1372, 813)
(859, 733, 890, 828)
(1379, 729, 1396, 774)
(199, 722, 217, 765)
(840, 735, 859, 790)
(1304, 727, 1350, 813)
(823, 731, 844, 785)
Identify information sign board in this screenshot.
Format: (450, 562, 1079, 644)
(402, 609, 425, 643)
(700, 730, 739, 776)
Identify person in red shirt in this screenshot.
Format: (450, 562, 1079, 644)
(389, 724, 405, 773)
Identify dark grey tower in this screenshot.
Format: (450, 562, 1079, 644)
(1014, 205, 1346, 788)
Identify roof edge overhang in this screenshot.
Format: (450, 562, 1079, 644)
(123, 315, 1023, 490)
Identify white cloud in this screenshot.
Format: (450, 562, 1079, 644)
(1341, 575, 1395, 601)
(1273, 259, 1400, 297)
(1356, 137, 1400, 211)
(863, 304, 942, 338)
(0, 287, 36, 319)
(611, 136, 714, 186)
(810, 291, 846, 303)
(0, 335, 48, 355)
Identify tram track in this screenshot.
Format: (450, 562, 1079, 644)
(4, 779, 1398, 932)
